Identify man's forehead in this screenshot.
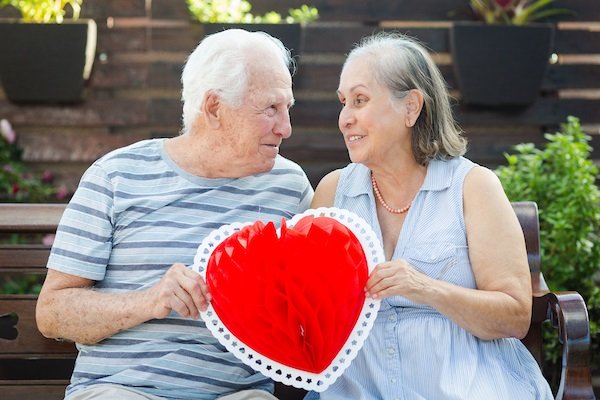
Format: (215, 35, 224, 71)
(247, 87, 293, 105)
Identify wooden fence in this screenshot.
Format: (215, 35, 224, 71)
(1, 0, 599, 189)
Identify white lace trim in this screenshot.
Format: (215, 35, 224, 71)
(191, 207, 383, 392)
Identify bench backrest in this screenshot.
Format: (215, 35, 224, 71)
(0, 202, 551, 400)
(0, 204, 73, 399)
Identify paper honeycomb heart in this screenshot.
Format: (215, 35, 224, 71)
(192, 208, 383, 391)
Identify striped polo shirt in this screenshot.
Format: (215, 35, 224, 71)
(46, 138, 314, 399)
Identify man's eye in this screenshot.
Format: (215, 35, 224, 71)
(265, 106, 277, 116)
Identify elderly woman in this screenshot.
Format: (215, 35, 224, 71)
(307, 32, 553, 399)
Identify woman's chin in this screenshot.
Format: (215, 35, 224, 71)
(348, 151, 366, 165)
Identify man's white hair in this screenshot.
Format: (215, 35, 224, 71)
(180, 29, 294, 134)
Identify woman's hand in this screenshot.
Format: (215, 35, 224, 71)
(365, 259, 431, 302)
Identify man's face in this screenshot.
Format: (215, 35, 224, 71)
(219, 59, 294, 176)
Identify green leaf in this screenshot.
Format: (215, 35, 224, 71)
(495, 115, 600, 372)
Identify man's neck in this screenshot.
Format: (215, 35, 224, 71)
(165, 134, 245, 179)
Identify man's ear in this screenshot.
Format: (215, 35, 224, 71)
(405, 89, 424, 128)
(202, 91, 222, 129)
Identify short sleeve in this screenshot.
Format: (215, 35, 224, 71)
(46, 163, 115, 281)
(298, 173, 315, 212)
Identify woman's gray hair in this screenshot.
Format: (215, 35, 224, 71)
(181, 29, 295, 134)
(345, 32, 467, 164)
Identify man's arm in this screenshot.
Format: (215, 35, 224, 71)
(36, 264, 210, 345)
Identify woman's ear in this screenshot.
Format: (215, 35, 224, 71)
(405, 89, 424, 128)
(202, 91, 222, 129)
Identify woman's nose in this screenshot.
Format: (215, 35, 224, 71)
(339, 105, 354, 130)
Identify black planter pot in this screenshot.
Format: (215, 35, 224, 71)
(0, 19, 97, 104)
(450, 22, 554, 107)
(202, 23, 302, 61)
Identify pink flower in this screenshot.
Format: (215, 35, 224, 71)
(468, 0, 572, 25)
(56, 185, 69, 200)
(495, 0, 512, 8)
(42, 170, 54, 184)
(0, 119, 16, 144)
(42, 234, 56, 246)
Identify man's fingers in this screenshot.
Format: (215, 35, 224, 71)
(179, 272, 210, 314)
(172, 283, 194, 317)
(170, 293, 192, 318)
(157, 264, 213, 318)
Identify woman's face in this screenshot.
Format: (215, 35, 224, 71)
(337, 57, 409, 166)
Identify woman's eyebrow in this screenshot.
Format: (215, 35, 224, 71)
(337, 84, 368, 96)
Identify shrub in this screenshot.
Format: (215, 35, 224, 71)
(1, 118, 66, 294)
(186, 0, 318, 24)
(0, 0, 83, 23)
(495, 115, 600, 379)
(1, 118, 65, 202)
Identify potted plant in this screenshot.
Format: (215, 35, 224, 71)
(0, 0, 97, 104)
(450, 0, 572, 107)
(186, 0, 319, 60)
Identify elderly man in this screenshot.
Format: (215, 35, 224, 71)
(36, 29, 313, 400)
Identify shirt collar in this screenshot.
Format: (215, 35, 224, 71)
(343, 158, 454, 198)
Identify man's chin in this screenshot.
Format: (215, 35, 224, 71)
(246, 158, 277, 177)
(260, 158, 277, 173)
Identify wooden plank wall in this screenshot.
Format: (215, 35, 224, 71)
(0, 0, 598, 190)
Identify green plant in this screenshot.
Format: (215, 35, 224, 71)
(0, 273, 43, 294)
(0, 0, 83, 23)
(469, 0, 572, 25)
(1, 118, 65, 295)
(1, 119, 66, 202)
(186, 0, 319, 24)
(495, 116, 600, 378)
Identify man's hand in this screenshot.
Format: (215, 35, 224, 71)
(149, 263, 211, 320)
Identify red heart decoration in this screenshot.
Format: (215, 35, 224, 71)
(193, 208, 383, 391)
(206, 215, 368, 373)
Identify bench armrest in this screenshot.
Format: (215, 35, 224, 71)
(532, 291, 595, 400)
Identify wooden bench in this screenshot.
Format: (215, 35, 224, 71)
(0, 202, 594, 400)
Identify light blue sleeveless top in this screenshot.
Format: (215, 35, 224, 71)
(306, 157, 553, 400)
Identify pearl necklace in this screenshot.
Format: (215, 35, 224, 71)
(371, 174, 412, 214)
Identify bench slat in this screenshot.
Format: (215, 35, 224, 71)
(0, 246, 52, 270)
(0, 383, 69, 400)
(0, 204, 66, 233)
(0, 298, 77, 354)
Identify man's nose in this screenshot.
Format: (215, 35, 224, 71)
(275, 109, 292, 139)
